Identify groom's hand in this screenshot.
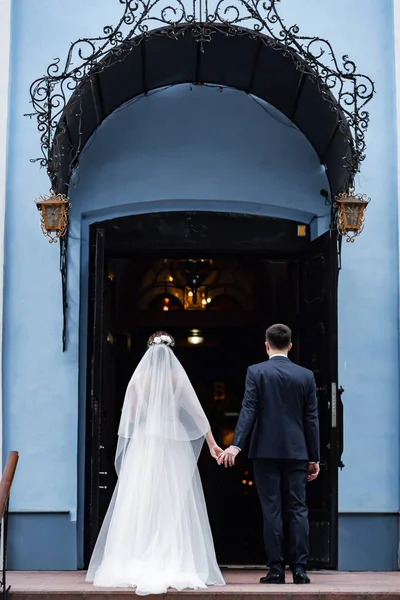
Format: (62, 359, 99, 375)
(218, 446, 240, 467)
(307, 462, 320, 482)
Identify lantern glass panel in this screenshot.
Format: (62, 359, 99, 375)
(343, 203, 363, 230)
(44, 204, 63, 230)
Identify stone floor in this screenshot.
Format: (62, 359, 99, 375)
(6, 570, 400, 599)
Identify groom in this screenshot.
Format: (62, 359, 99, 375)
(218, 324, 320, 584)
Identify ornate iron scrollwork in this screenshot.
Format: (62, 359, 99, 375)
(28, 0, 375, 186)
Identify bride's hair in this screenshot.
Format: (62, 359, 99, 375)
(147, 331, 175, 348)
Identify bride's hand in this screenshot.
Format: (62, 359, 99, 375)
(209, 445, 224, 460)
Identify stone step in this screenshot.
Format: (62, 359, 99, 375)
(6, 571, 400, 600)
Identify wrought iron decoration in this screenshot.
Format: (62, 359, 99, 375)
(28, 0, 375, 188)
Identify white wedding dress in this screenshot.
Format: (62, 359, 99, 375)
(86, 342, 225, 595)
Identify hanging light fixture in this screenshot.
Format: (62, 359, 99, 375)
(35, 191, 71, 243)
(187, 329, 204, 345)
(335, 189, 369, 242)
(179, 259, 212, 305)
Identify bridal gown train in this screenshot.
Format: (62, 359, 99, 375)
(86, 342, 225, 595)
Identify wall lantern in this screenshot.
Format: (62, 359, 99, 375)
(35, 191, 71, 243)
(335, 189, 369, 243)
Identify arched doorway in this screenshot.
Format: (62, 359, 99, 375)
(85, 211, 341, 568)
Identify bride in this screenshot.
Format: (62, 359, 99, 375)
(86, 331, 226, 595)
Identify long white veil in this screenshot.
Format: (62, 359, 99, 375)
(115, 342, 211, 471)
(86, 343, 224, 593)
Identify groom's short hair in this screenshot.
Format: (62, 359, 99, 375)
(266, 324, 292, 350)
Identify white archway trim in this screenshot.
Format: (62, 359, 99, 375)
(0, 0, 11, 470)
(395, 0, 400, 571)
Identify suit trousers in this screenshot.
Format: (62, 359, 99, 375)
(253, 458, 309, 573)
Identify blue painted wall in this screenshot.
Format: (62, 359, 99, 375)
(338, 515, 399, 571)
(3, 0, 399, 570)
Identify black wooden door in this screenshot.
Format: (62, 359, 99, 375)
(85, 226, 118, 564)
(298, 229, 342, 569)
(85, 227, 106, 562)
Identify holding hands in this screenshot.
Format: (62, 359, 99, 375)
(205, 432, 239, 466)
(205, 428, 240, 467)
(217, 446, 240, 467)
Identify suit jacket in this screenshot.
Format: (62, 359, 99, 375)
(232, 356, 320, 462)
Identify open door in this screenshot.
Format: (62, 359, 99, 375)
(85, 226, 117, 565)
(298, 229, 342, 569)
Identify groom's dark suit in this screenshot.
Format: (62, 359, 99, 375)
(232, 355, 319, 573)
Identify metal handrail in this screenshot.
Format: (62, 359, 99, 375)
(0, 452, 19, 600)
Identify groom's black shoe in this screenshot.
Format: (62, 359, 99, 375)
(260, 571, 285, 584)
(293, 571, 310, 585)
